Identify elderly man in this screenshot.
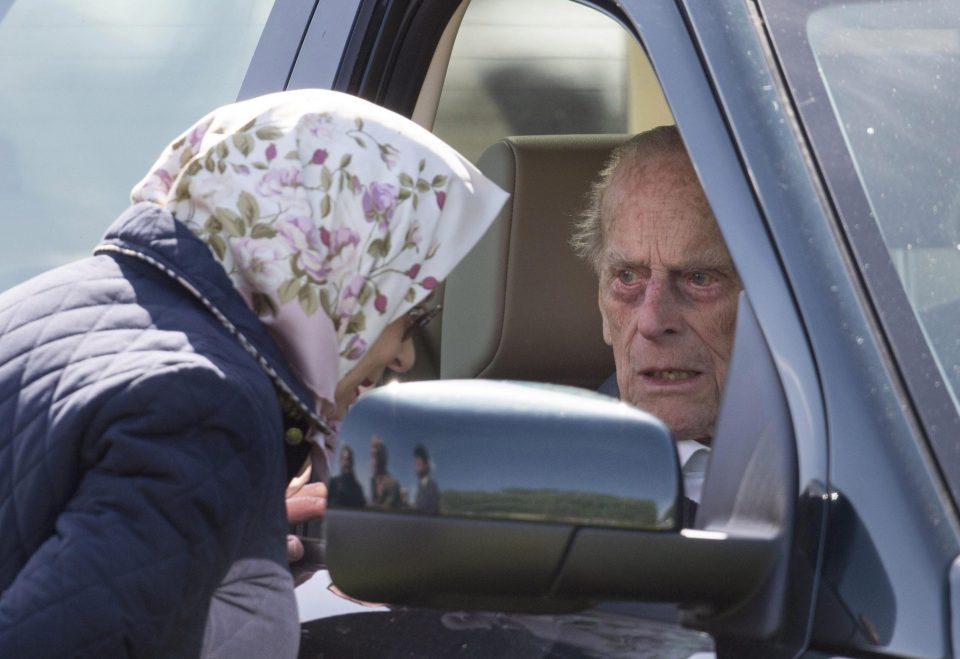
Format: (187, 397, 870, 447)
(572, 125, 741, 503)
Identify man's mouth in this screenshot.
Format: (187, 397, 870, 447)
(642, 369, 700, 382)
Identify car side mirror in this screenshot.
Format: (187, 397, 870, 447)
(324, 379, 779, 613)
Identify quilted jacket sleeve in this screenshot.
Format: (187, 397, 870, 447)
(0, 362, 286, 658)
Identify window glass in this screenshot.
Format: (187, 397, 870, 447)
(805, 1, 960, 400)
(433, 0, 672, 162)
(0, 0, 275, 289)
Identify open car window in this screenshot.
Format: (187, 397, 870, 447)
(432, 0, 672, 159)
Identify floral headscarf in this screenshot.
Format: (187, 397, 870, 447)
(131, 89, 507, 412)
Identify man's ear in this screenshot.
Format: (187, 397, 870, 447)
(599, 287, 613, 346)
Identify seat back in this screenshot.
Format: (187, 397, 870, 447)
(440, 134, 627, 389)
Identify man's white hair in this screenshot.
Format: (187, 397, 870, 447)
(571, 125, 687, 272)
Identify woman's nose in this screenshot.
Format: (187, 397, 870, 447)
(390, 337, 416, 373)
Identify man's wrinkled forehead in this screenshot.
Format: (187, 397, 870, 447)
(598, 150, 737, 274)
(601, 149, 706, 221)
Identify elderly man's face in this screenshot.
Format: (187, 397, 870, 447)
(598, 151, 739, 442)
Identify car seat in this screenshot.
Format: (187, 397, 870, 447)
(438, 134, 627, 390)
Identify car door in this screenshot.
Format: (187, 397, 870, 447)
(294, 0, 960, 656)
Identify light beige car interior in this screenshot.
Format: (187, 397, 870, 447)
(412, 134, 626, 390)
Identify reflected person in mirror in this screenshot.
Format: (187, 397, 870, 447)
(413, 444, 440, 514)
(328, 445, 366, 508)
(370, 436, 404, 509)
(572, 125, 741, 508)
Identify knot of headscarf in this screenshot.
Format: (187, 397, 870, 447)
(130, 89, 507, 411)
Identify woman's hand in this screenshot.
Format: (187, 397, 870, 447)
(285, 480, 327, 561)
(285, 455, 328, 585)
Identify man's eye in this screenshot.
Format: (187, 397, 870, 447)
(689, 271, 715, 287)
(617, 270, 638, 285)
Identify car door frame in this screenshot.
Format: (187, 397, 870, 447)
(284, 0, 463, 112)
(238, 0, 319, 98)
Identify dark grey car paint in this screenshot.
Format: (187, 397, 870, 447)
(238, 0, 319, 99)
(238, 0, 363, 100)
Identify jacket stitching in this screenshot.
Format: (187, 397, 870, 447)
(93, 244, 331, 436)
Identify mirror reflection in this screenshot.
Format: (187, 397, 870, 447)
(328, 380, 679, 530)
(328, 438, 441, 512)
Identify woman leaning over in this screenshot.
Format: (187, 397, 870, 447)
(0, 89, 506, 657)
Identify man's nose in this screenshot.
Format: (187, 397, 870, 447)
(635, 277, 682, 339)
(390, 337, 417, 373)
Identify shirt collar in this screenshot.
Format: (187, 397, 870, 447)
(676, 438, 710, 468)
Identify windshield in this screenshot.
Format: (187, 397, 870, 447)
(806, 1, 960, 402)
(0, 0, 274, 289)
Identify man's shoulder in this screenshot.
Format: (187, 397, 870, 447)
(597, 373, 620, 398)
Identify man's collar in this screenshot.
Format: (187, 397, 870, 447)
(676, 438, 710, 468)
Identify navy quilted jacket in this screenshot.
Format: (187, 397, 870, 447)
(0, 203, 316, 657)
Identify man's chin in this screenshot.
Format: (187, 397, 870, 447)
(625, 398, 715, 441)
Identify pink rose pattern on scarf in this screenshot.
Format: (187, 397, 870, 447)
(189, 121, 447, 340)
(128, 90, 506, 394)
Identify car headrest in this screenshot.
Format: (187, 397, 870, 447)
(440, 134, 627, 389)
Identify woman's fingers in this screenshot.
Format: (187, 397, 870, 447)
(286, 491, 327, 525)
(285, 458, 313, 498)
(296, 481, 328, 499)
(287, 534, 305, 563)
